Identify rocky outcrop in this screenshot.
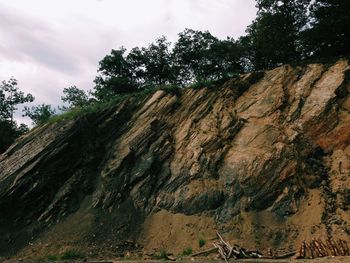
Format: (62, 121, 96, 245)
(0, 59, 350, 259)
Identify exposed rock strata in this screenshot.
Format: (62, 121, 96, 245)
(0, 59, 350, 258)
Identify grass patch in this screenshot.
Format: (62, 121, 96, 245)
(158, 83, 182, 96)
(154, 249, 169, 260)
(60, 249, 85, 260)
(198, 238, 206, 248)
(47, 254, 59, 261)
(47, 95, 126, 124)
(189, 76, 235, 90)
(41, 75, 237, 126)
(47, 90, 151, 124)
(182, 247, 193, 256)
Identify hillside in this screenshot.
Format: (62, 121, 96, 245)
(0, 59, 350, 260)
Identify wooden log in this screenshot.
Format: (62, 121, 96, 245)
(323, 238, 333, 256)
(342, 239, 350, 255)
(298, 241, 306, 258)
(327, 238, 337, 256)
(216, 231, 233, 251)
(227, 245, 234, 259)
(240, 247, 248, 258)
(214, 242, 227, 262)
(268, 248, 273, 257)
(329, 238, 339, 256)
(336, 239, 345, 256)
(305, 243, 313, 259)
(311, 238, 322, 257)
(317, 239, 329, 257)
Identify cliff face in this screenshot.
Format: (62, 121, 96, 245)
(1, 59, 350, 259)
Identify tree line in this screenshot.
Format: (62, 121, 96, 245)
(93, 0, 350, 97)
(1, 0, 349, 153)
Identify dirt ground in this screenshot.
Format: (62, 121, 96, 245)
(3, 257, 350, 263)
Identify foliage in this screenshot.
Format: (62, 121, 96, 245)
(158, 83, 182, 96)
(0, 77, 33, 153)
(181, 247, 193, 256)
(240, 0, 311, 70)
(46, 254, 59, 261)
(173, 29, 243, 83)
(48, 89, 153, 124)
(0, 77, 34, 123)
(93, 47, 137, 100)
(0, 120, 28, 153)
(92, 29, 244, 100)
(2, 0, 349, 141)
(302, 0, 350, 57)
(23, 104, 56, 126)
(198, 238, 206, 248)
(61, 85, 90, 109)
(189, 76, 232, 90)
(154, 249, 169, 260)
(143, 36, 176, 86)
(173, 29, 219, 83)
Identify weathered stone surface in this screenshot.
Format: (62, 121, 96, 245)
(1, 59, 350, 258)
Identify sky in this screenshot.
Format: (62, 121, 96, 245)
(0, 0, 257, 125)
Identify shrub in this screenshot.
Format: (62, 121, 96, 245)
(154, 249, 168, 260)
(198, 238, 206, 248)
(182, 247, 193, 256)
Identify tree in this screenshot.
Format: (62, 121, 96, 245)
(173, 29, 219, 83)
(61, 86, 90, 109)
(0, 77, 34, 125)
(208, 38, 244, 79)
(242, 0, 310, 70)
(142, 36, 175, 86)
(0, 120, 28, 153)
(303, 0, 350, 57)
(93, 48, 136, 101)
(23, 104, 56, 126)
(126, 47, 147, 86)
(0, 77, 33, 153)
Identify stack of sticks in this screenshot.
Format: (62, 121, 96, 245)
(213, 231, 262, 262)
(297, 238, 350, 259)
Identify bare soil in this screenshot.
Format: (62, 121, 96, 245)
(4, 257, 350, 263)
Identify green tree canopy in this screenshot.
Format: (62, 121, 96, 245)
(0, 77, 34, 124)
(173, 29, 219, 83)
(0, 77, 32, 153)
(142, 36, 175, 86)
(0, 120, 28, 153)
(242, 0, 310, 70)
(23, 104, 56, 126)
(303, 0, 350, 57)
(61, 86, 90, 109)
(93, 48, 136, 100)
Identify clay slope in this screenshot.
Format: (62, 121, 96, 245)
(0, 59, 350, 259)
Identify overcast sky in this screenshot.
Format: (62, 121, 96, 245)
(0, 0, 257, 125)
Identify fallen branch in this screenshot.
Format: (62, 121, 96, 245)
(212, 231, 262, 261)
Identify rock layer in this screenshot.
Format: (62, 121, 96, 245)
(0, 59, 350, 258)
